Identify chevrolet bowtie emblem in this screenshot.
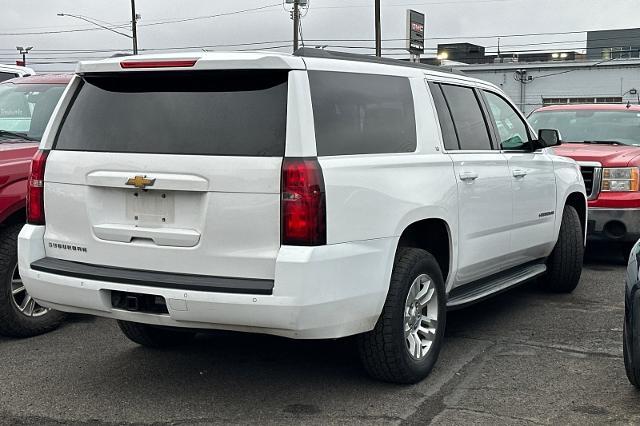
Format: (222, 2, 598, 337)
(125, 175, 156, 189)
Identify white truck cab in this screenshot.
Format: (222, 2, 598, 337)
(18, 49, 586, 383)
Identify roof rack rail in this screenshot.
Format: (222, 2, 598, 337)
(293, 47, 463, 75)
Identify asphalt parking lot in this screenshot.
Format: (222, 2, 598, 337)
(0, 245, 638, 425)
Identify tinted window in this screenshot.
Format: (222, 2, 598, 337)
(428, 82, 459, 150)
(0, 73, 16, 83)
(441, 84, 492, 151)
(55, 70, 288, 156)
(483, 91, 530, 150)
(308, 71, 416, 156)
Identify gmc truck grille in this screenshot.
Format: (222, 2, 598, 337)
(578, 164, 602, 201)
(581, 166, 594, 195)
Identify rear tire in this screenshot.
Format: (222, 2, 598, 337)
(357, 247, 446, 384)
(539, 205, 584, 293)
(0, 224, 65, 338)
(117, 320, 196, 348)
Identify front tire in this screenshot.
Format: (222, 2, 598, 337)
(539, 205, 584, 293)
(118, 320, 196, 348)
(357, 247, 446, 384)
(0, 224, 65, 338)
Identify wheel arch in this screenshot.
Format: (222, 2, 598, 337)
(395, 217, 452, 286)
(1, 205, 26, 228)
(564, 191, 587, 243)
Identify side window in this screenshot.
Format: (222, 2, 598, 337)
(440, 84, 492, 151)
(428, 82, 459, 150)
(308, 71, 417, 156)
(0, 73, 16, 83)
(483, 91, 530, 150)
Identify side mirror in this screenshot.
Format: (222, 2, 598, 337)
(537, 129, 562, 148)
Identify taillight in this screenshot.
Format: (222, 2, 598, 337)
(281, 158, 326, 246)
(27, 150, 48, 225)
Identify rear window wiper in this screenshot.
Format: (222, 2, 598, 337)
(0, 130, 37, 142)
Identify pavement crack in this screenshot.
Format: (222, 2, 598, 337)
(451, 335, 622, 359)
(400, 339, 499, 425)
(445, 406, 548, 425)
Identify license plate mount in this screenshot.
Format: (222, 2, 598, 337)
(125, 190, 175, 225)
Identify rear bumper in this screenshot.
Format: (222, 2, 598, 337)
(18, 225, 396, 339)
(587, 208, 640, 243)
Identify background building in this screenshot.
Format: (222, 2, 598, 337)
(452, 58, 640, 114)
(587, 28, 640, 59)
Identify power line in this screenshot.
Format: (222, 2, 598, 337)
(136, 3, 282, 27)
(0, 23, 131, 36)
(313, 0, 521, 9)
(0, 3, 282, 36)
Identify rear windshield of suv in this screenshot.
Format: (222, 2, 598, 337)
(55, 70, 289, 156)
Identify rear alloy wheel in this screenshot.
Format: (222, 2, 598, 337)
(404, 274, 439, 359)
(0, 224, 65, 337)
(357, 247, 446, 384)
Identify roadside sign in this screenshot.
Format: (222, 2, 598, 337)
(406, 9, 425, 55)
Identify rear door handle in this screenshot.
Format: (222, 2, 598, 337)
(512, 169, 528, 178)
(459, 171, 479, 181)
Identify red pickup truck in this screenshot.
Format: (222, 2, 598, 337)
(529, 104, 640, 254)
(0, 74, 70, 336)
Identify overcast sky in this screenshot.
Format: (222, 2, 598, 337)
(1, 0, 639, 71)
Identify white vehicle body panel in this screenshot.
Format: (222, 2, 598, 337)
(0, 64, 35, 78)
(449, 151, 513, 285)
(19, 51, 587, 339)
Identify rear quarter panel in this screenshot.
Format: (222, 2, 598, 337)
(318, 77, 459, 287)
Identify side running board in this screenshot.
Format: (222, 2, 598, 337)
(446, 263, 547, 310)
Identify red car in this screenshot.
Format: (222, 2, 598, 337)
(0, 74, 71, 337)
(529, 103, 640, 254)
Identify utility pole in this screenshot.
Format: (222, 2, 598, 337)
(515, 69, 528, 113)
(131, 0, 138, 55)
(375, 0, 381, 57)
(292, 0, 300, 52)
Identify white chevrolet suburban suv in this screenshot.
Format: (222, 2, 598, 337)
(18, 49, 586, 383)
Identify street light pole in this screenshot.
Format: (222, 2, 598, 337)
(375, 0, 381, 57)
(16, 46, 33, 66)
(131, 0, 138, 55)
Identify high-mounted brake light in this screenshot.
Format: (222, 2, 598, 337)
(119, 59, 198, 69)
(27, 150, 48, 225)
(281, 158, 326, 246)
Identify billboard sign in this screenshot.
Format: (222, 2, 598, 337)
(406, 10, 425, 55)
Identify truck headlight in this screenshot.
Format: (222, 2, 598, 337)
(602, 167, 640, 192)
